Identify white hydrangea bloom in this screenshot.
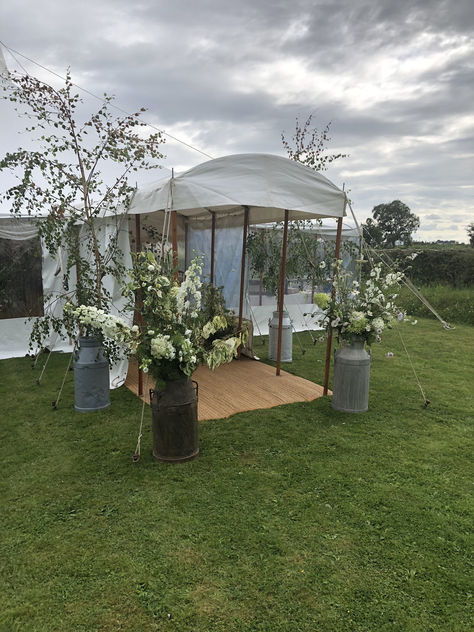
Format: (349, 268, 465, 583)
(150, 334, 176, 360)
(372, 317, 385, 332)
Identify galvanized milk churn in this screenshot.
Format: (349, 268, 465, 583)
(73, 337, 110, 412)
(268, 310, 292, 362)
(332, 336, 371, 413)
(150, 377, 199, 463)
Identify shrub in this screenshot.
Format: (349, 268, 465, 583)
(370, 248, 474, 288)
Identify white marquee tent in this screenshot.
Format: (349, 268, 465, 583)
(0, 153, 348, 384)
(129, 153, 347, 222)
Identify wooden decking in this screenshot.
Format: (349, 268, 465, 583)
(125, 357, 328, 421)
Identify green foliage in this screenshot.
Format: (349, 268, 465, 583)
(311, 261, 409, 345)
(0, 69, 164, 357)
(0, 318, 472, 631)
(362, 217, 383, 247)
(200, 283, 234, 328)
(467, 222, 474, 247)
(121, 253, 241, 380)
(200, 282, 243, 343)
(396, 284, 474, 326)
(410, 241, 467, 250)
(363, 200, 420, 248)
(246, 221, 358, 299)
(372, 247, 474, 287)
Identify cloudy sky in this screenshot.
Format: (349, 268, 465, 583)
(1, 0, 473, 242)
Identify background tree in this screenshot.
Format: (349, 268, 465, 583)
(362, 217, 384, 247)
(246, 115, 351, 299)
(0, 70, 164, 355)
(362, 200, 420, 248)
(467, 222, 474, 247)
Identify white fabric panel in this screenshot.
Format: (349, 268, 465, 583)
(129, 154, 347, 222)
(76, 216, 133, 388)
(0, 46, 8, 75)
(0, 317, 70, 359)
(98, 217, 133, 388)
(244, 302, 323, 337)
(0, 217, 132, 389)
(186, 213, 245, 308)
(41, 239, 74, 354)
(0, 218, 40, 240)
(0, 242, 73, 359)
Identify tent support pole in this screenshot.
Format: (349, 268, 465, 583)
(210, 211, 216, 285)
(238, 206, 249, 343)
(184, 218, 188, 268)
(171, 210, 179, 280)
(323, 215, 344, 395)
(135, 214, 143, 397)
(276, 210, 289, 376)
(259, 230, 265, 306)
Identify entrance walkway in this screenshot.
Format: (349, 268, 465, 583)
(125, 357, 328, 421)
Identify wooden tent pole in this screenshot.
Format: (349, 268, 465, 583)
(276, 210, 289, 376)
(323, 214, 344, 395)
(171, 210, 179, 280)
(184, 218, 188, 268)
(135, 214, 143, 397)
(238, 206, 249, 336)
(210, 211, 216, 285)
(311, 242, 317, 303)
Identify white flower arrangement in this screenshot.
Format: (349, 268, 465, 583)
(312, 261, 414, 345)
(66, 304, 139, 350)
(69, 252, 242, 381)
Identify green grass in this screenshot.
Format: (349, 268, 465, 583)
(0, 318, 473, 631)
(396, 284, 474, 326)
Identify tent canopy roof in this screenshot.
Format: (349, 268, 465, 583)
(129, 153, 347, 223)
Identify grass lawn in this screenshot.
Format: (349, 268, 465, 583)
(0, 318, 473, 631)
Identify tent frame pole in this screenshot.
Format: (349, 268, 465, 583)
(184, 218, 188, 268)
(238, 206, 249, 338)
(210, 211, 216, 285)
(276, 210, 289, 376)
(135, 214, 143, 397)
(171, 210, 179, 280)
(323, 214, 344, 395)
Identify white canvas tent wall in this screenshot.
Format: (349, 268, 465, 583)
(0, 214, 132, 388)
(0, 57, 132, 386)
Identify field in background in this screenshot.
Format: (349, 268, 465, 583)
(396, 284, 474, 326)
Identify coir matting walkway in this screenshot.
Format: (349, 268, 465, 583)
(125, 357, 327, 421)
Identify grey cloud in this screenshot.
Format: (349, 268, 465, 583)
(1, 0, 473, 242)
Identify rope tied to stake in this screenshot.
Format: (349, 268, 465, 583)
(133, 373, 149, 463)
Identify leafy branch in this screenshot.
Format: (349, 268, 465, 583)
(1, 69, 165, 359)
